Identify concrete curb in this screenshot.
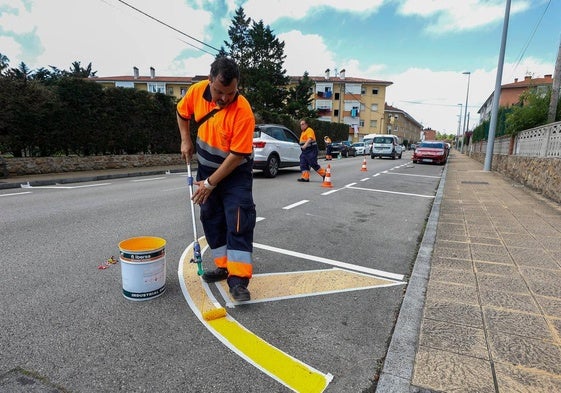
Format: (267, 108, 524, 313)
(0, 168, 187, 190)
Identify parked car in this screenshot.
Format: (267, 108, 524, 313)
(253, 124, 301, 177)
(370, 135, 403, 159)
(352, 142, 367, 155)
(331, 141, 356, 157)
(412, 141, 449, 165)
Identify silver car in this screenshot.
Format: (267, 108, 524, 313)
(370, 135, 403, 160)
(252, 124, 301, 178)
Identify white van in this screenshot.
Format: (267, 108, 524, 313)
(370, 135, 403, 160)
(362, 134, 380, 155)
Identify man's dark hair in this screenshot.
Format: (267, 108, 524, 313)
(210, 57, 240, 85)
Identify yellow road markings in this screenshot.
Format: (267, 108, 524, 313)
(178, 238, 333, 393)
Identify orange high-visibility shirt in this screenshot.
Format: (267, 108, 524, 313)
(300, 127, 317, 145)
(177, 80, 254, 165)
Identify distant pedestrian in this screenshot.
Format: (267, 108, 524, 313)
(297, 119, 326, 182)
(324, 135, 333, 160)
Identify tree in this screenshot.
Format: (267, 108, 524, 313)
(223, 6, 252, 93)
(6, 62, 32, 81)
(67, 61, 97, 78)
(244, 19, 289, 115)
(285, 72, 318, 119)
(505, 89, 553, 135)
(0, 53, 9, 76)
(222, 8, 290, 117)
(0, 77, 59, 156)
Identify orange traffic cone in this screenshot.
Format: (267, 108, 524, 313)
(322, 164, 333, 188)
(360, 157, 368, 172)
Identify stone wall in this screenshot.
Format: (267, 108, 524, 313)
(2, 154, 185, 177)
(470, 152, 561, 205)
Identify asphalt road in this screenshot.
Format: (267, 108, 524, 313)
(0, 151, 444, 392)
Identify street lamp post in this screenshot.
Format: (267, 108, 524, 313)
(461, 71, 471, 152)
(456, 103, 462, 150)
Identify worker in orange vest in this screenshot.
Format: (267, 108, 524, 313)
(297, 119, 326, 182)
(324, 135, 333, 160)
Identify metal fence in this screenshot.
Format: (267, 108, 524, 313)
(470, 120, 561, 157)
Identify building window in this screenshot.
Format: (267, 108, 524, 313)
(168, 87, 174, 95)
(180, 87, 186, 96)
(334, 109, 339, 117)
(361, 88, 366, 94)
(370, 120, 378, 128)
(371, 103, 378, 111)
(334, 92, 340, 100)
(359, 120, 364, 127)
(148, 82, 165, 93)
(372, 88, 378, 95)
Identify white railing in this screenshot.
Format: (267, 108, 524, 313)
(470, 120, 561, 157)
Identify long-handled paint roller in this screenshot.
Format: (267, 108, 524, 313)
(187, 162, 204, 276)
(186, 162, 227, 321)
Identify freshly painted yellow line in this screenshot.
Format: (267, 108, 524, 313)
(208, 317, 330, 393)
(178, 238, 333, 392)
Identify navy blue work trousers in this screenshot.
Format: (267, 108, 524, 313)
(299, 146, 321, 172)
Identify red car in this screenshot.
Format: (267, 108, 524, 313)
(412, 141, 449, 165)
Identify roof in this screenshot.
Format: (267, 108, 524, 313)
(91, 75, 194, 83)
(290, 75, 393, 86)
(501, 74, 553, 89)
(384, 103, 424, 128)
(93, 74, 393, 86)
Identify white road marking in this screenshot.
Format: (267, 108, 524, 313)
(347, 185, 435, 198)
(253, 242, 404, 281)
(20, 183, 112, 189)
(282, 200, 309, 209)
(385, 172, 442, 179)
(0, 191, 32, 197)
(131, 177, 166, 182)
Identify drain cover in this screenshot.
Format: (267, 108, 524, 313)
(461, 181, 489, 185)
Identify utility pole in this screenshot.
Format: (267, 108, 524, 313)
(484, 0, 511, 171)
(548, 36, 561, 123)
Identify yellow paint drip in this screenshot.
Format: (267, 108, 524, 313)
(208, 317, 329, 393)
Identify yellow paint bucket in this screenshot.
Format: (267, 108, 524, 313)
(119, 236, 166, 301)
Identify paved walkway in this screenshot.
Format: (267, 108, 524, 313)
(378, 151, 561, 392)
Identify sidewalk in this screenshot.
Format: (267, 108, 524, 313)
(377, 152, 561, 392)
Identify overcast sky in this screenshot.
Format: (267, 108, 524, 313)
(1, 0, 559, 134)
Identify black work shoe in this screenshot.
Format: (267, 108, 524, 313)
(297, 178, 309, 182)
(202, 267, 228, 283)
(230, 284, 251, 301)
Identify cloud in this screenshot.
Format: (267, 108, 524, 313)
(0, 0, 214, 75)
(398, 0, 531, 34)
(382, 54, 554, 134)
(242, 0, 384, 24)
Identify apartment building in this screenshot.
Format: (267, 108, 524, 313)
(290, 68, 393, 140)
(477, 74, 555, 123)
(94, 67, 198, 98)
(94, 67, 407, 141)
(384, 103, 424, 144)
